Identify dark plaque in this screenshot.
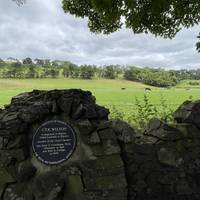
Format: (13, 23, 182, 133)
(32, 120, 76, 165)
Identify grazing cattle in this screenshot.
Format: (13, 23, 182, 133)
(145, 88, 151, 91)
(121, 88, 126, 90)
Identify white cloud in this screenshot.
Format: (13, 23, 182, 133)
(0, 0, 200, 69)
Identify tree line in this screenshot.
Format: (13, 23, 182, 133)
(1, 58, 200, 87)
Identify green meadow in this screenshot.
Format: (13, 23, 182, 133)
(1, 79, 200, 116)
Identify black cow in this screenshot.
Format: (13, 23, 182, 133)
(145, 88, 151, 91)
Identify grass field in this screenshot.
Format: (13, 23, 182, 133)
(0, 78, 200, 120)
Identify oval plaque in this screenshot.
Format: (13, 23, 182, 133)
(32, 120, 76, 165)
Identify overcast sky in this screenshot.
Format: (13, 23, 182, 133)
(0, 0, 200, 69)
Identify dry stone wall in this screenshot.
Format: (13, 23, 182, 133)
(123, 100, 200, 200)
(1, 90, 200, 200)
(0, 89, 128, 200)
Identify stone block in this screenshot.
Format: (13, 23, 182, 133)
(7, 135, 25, 149)
(64, 175, 85, 200)
(173, 100, 200, 128)
(0, 168, 15, 198)
(12, 148, 28, 162)
(98, 128, 116, 140)
(4, 183, 34, 200)
(145, 118, 182, 141)
(83, 173, 127, 190)
(57, 97, 73, 115)
(84, 104, 98, 119)
(2, 112, 19, 123)
(77, 119, 94, 135)
(91, 139, 121, 156)
(72, 103, 85, 119)
(96, 105, 109, 119)
(88, 131, 101, 144)
(33, 171, 65, 199)
(92, 155, 124, 170)
(112, 120, 135, 143)
(17, 160, 36, 182)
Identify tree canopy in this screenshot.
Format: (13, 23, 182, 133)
(62, 1, 200, 42)
(13, 0, 200, 51)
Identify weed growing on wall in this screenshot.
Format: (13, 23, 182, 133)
(110, 94, 174, 130)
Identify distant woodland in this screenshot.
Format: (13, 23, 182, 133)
(1, 57, 200, 87)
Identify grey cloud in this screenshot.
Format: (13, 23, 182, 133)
(0, 0, 200, 69)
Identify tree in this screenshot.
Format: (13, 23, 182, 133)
(26, 66, 38, 78)
(124, 67, 142, 81)
(23, 57, 33, 65)
(51, 61, 59, 67)
(124, 66, 179, 87)
(80, 65, 95, 79)
(0, 59, 5, 67)
(44, 59, 51, 66)
(62, 67, 70, 77)
(11, 62, 22, 68)
(68, 63, 79, 78)
(34, 59, 44, 66)
(103, 65, 117, 79)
